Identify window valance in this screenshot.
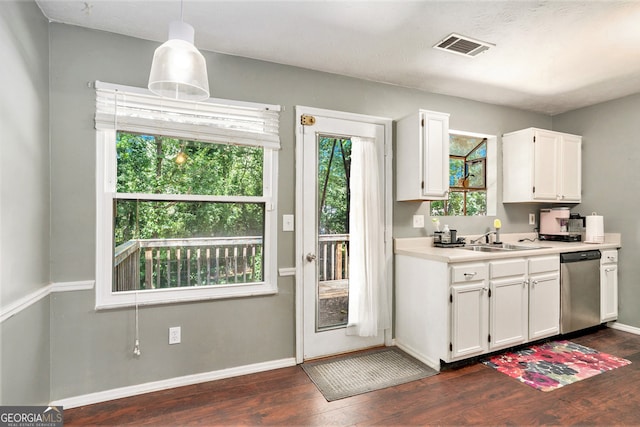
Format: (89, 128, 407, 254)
(94, 81, 281, 150)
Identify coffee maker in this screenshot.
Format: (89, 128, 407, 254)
(539, 207, 584, 242)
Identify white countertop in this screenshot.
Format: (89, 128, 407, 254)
(394, 232, 621, 263)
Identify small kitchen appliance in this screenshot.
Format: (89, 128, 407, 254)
(539, 208, 584, 242)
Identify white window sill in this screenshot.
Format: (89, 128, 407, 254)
(95, 282, 278, 310)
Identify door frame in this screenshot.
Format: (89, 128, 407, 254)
(294, 106, 393, 363)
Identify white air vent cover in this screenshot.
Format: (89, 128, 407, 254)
(434, 33, 494, 57)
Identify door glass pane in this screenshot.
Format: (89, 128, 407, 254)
(316, 136, 351, 330)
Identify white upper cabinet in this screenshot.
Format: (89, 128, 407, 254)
(502, 128, 582, 203)
(396, 110, 450, 201)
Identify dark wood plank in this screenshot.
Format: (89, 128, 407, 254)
(64, 328, 640, 426)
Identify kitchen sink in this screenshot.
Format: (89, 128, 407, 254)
(460, 243, 547, 252)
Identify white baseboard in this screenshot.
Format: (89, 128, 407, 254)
(608, 321, 640, 335)
(395, 342, 441, 372)
(50, 357, 297, 409)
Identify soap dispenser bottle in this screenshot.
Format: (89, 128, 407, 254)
(442, 224, 451, 244)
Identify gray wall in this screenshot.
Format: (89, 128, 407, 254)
(553, 94, 640, 327)
(0, 1, 51, 404)
(46, 22, 552, 401)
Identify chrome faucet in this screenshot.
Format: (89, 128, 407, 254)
(471, 220, 502, 245)
(470, 231, 497, 244)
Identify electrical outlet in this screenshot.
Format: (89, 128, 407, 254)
(412, 215, 425, 228)
(169, 326, 181, 345)
(529, 213, 536, 225)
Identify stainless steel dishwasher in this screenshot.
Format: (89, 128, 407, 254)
(560, 250, 602, 334)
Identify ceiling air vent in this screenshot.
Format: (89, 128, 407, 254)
(434, 33, 494, 57)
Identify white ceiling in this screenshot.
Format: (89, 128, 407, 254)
(36, 0, 640, 115)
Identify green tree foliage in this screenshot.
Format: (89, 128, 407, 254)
(317, 137, 351, 235)
(114, 132, 265, 246)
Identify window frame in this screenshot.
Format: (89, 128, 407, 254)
(95, 84, 280, 309)
(430, 130, 497, 217)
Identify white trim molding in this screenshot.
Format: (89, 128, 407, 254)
(608, 322, 640, 336)
(51, 280, 95, 293)
(50, 357, 297, 409)
(0, 280, 95, 323)
(278, 267, 296, 277)
(0, 285, 51, 323)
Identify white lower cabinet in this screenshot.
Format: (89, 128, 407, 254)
(528, 256, 560, 339)
(600, 250, 619, 322)
(395, 253, 561, 371)
(450, 263, 488, 359)
(489, 259, 528, 351)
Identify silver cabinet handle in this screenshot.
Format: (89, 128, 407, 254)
(605, 268, 615, 273)
(464, 272, 477, 278)
(306, 253, 317, 262)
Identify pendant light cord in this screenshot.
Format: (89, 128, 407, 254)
(133, 292, 141, 357)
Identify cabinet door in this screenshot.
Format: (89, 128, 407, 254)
(450, 282, 489, 360)
(601, 264, 618, 322)
(421, 112, 450, 199)
(529, 272, 560, 339)
(533, 130, 560, 201)
(559, 134, 581, 202)
(490, 277, 528, 350)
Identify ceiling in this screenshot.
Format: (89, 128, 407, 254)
(35, 0, 640, 115)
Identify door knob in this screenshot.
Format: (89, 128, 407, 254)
(306, 253, 317, 262)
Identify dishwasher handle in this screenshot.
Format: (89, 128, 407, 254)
(560, 250, 601, 263)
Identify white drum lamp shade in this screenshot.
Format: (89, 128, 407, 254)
(148, 21, 210, 101)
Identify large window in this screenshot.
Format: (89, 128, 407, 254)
(431, 131, 496, 216)
(95, 82, 280, 308)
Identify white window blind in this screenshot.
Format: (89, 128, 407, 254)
(94, 81, 281, 150)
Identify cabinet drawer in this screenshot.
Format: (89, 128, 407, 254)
(490, 259, 526, 279)
(451, 263, 487, 283)
(601, 250, 618, 264)
(529, 256, 559, 274)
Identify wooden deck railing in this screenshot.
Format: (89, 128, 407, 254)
(113, 236, 263, 291)
(113, 234, 349, 292)
(317, 234, 349, 283)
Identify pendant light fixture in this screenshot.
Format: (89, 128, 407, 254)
(148, 0, 210, 101)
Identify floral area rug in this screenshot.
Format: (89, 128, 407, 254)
(482, 340, 631, 392)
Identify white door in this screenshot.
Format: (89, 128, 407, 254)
(450, 282, 489, 359)
(528, 272, 560, 339)
(421, 111, 450, 199)
(600, 264, 618, 322)
(296, 107, 391, 361)
(559, 134, 582, 201)
(489, 277, 528, 350)
(533, 130, 560, 200)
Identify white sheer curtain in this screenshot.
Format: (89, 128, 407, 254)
(347, 137, 390, 337)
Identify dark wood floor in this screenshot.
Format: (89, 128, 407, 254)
(65, 327, 640, 426)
